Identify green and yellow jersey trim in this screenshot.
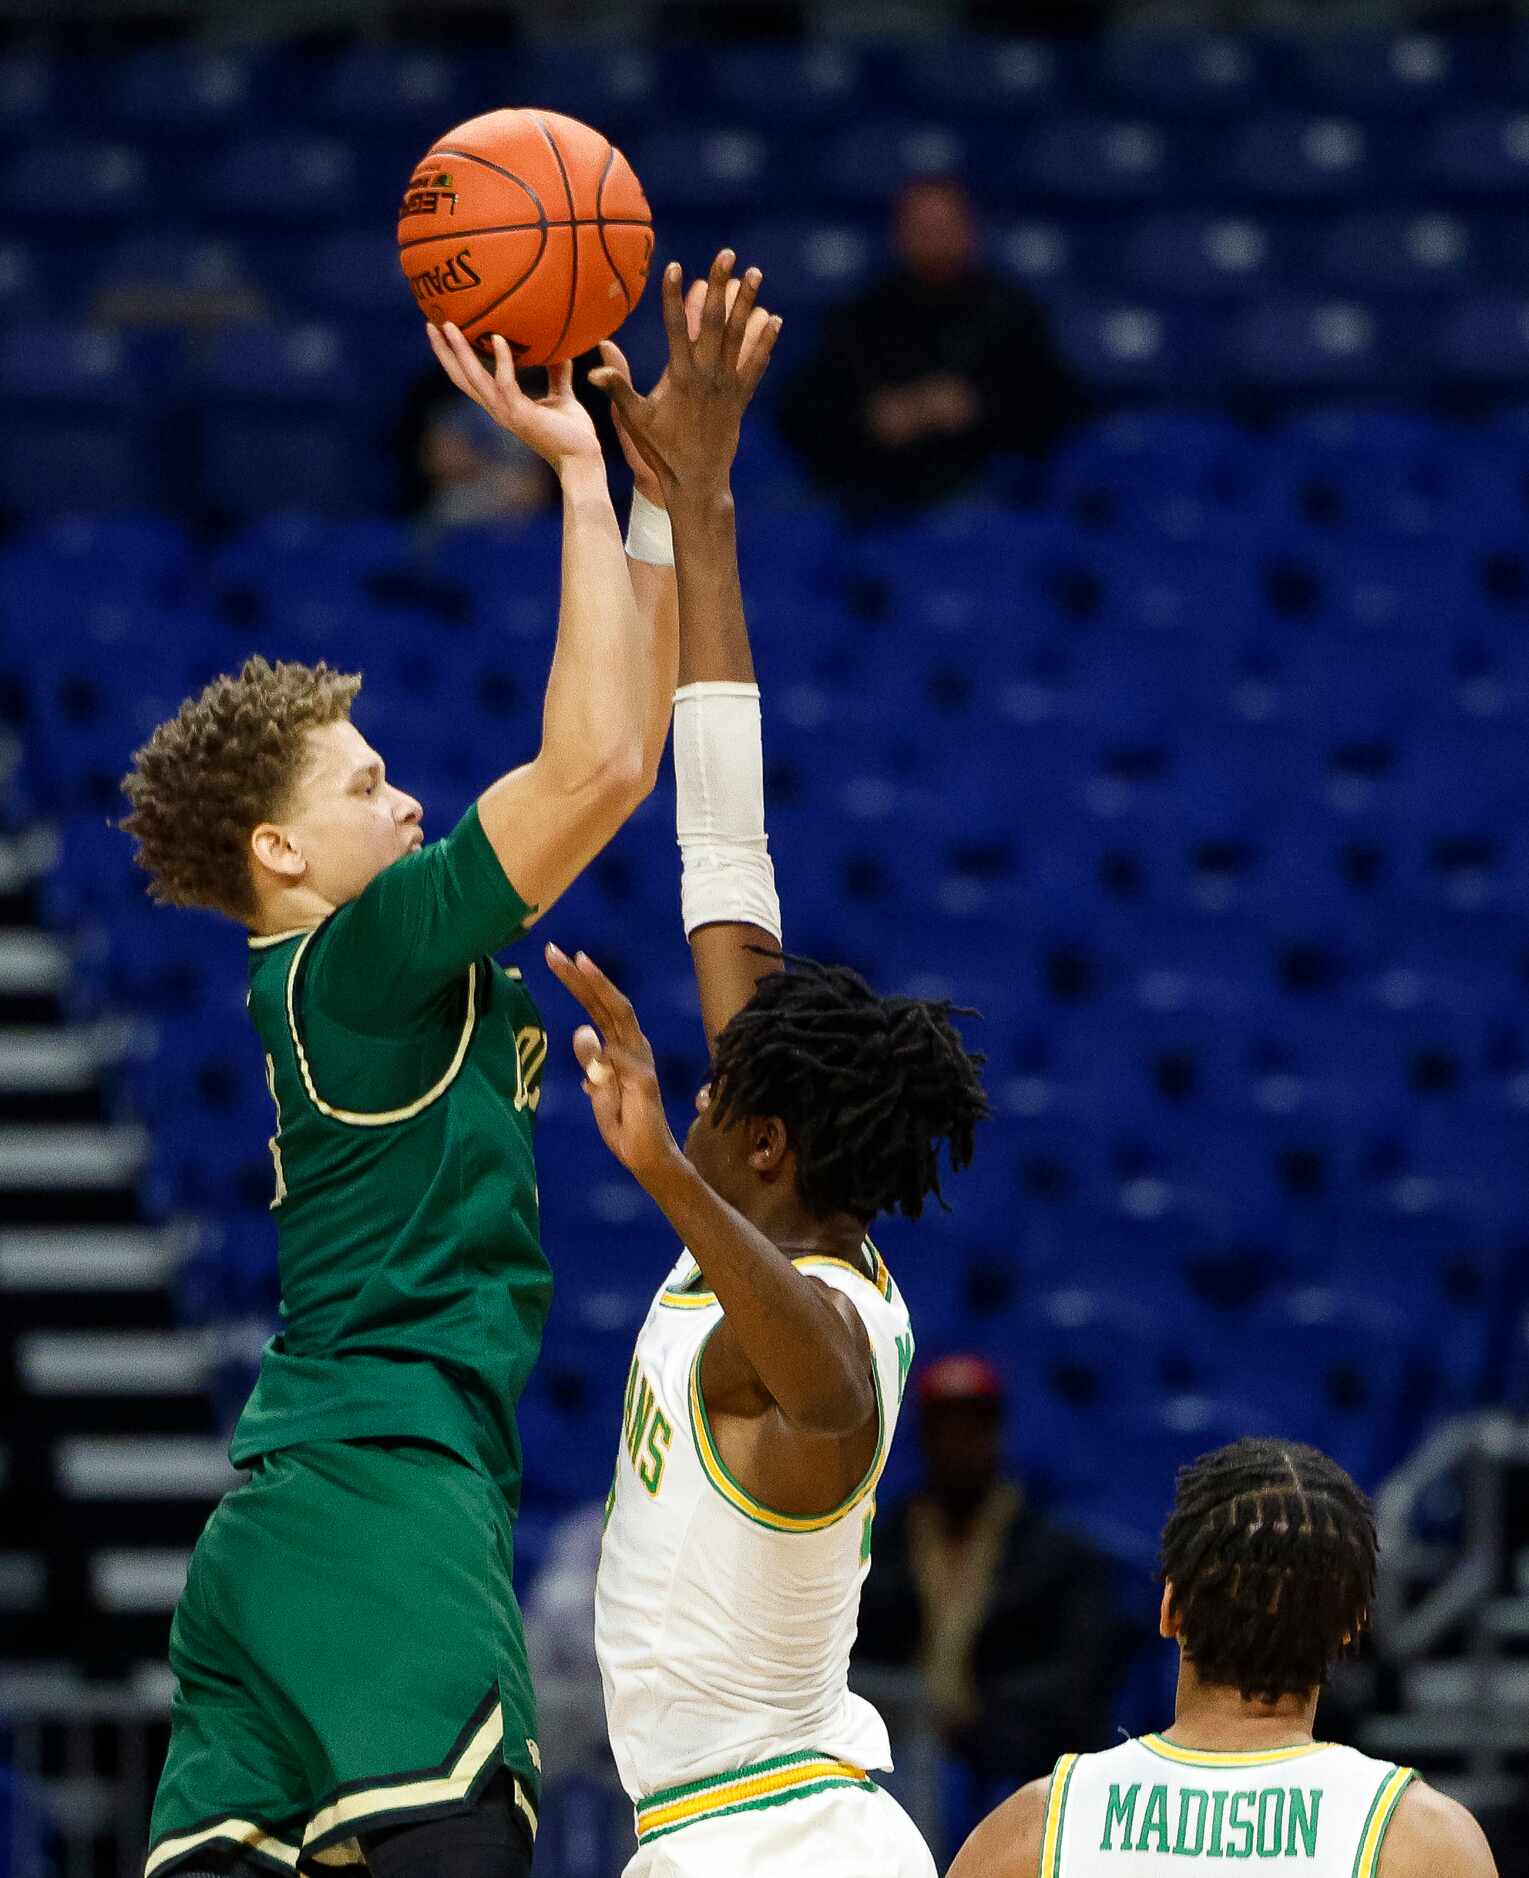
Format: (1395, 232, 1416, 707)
(687, 1319, 886, 1534)
(282, 928, 478, 1128)
(660, 1243, 893, 1310)
(1352, 1765, 1415, 1878)
(1041, 1752, 1080, 1877)
(145, 1816, 300, 1874)
(634, 1749, 875, 1846)
(1139, 1734, 1331, 1768)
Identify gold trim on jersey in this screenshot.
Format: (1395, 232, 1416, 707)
(635, 1750, 875, 1846)
(687, 1323, 886, 1534)
(1041, 1753, 1080, 1877)
(301, 1707, 536, 1854)
(283, 929, 478, 1127)
(1352, 1765, 1415, 1878)
(1139, 1734, 1331, 1768)
(660, 1243, 893, 1310)
(248, 927, 315, 950)
(144, 1816, 300, 1874)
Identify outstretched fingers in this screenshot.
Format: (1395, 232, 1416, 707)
(721, 266, 763, 372)
(739, 313, 784, 399)
(693, 248, 736, 371)
(658, 261, 692, 380)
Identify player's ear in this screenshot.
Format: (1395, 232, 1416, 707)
(250, 822, 307, 884)
(1159, 1582, 1180, 1641)
(748, 1115, 789, 1175)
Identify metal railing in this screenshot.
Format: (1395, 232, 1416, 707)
(2, 1665, 941, 1877)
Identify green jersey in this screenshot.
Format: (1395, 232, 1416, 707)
(230, 803, 551, 1508)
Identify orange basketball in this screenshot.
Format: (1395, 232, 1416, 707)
(397, 108, 653, 368)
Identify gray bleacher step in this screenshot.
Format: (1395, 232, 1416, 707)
(0, 1660, 175, 1719)
(1363, 1709, 1529, 1755)
(0, 1226, 189, 1291)
(0, 1554, 46, 1614)
(56, 1436, 237, 1500)
(18, 1328, 215, 1395)
(0, 1124, 147, 1187)
(1405, 1661, 1529, 1709)
(0, 1023, 135, 1093)
(1480, 1597, 1529, 1641)
(0, 828, 56, 896)
(0, 931, 67, 997)
(91, 1550, 190, 1613)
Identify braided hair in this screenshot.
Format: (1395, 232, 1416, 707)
(707, 954, 989, 1224)
(1159, 1438, 1378, 1703)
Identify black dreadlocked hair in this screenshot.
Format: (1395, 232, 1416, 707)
(706, 953, 990, 1224)
(1159, 1437, 1378, 1704)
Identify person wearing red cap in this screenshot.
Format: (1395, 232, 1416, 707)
(856, 1355, 1130, 1858)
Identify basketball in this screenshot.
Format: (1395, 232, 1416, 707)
(397, 108, 654, 368)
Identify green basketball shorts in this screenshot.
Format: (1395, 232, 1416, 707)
(144, 1439, 540, 1876)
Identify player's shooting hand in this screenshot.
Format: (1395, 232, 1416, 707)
(544, 944, 679, 1186)
(588, 250, 781, 502)
(426, 322, 603, 474)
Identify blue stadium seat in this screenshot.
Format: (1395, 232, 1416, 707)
(699, 43, 890, 120)
(505, 46, 668, 138)
(1417, 111, 1529, 193)
(0, 241, 40, 328)
(192, 324, 388, 515)
(0, 325, 166, 513)
(626, 126, 798, 214)
(1226, 298, 1406, 392)
(1094, 34, 1268, 116)
(0, 140, 149, 228)
(1435, 296, 1529, 382)
(1228, 116, 1378, 198)
(1296, 32, 1470, 114)
(197, 136, 362, 226)
(0, 54, 56, 137)
(1013, 115, 1182, 201)
(897, 37, 1071, 117)
(724, 220, 877, 310)
(1050, 299, 1219, 395)
(1316, 211, 1482, 295)
(1116, 213, 1282, 301)
(105, 49, 266, 143)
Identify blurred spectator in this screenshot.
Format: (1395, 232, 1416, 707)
(778, 175, 1085, 516)
(857, 1355, 1130, 1812)
(394, 370, 555, 527)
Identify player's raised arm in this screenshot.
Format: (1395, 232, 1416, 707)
(427, 323, 656, 921)
(544, 946, 875, 1438)
(592, 252, 784, 1048)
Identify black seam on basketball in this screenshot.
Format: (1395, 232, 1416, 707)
(455, 222, 550, 351)
(536, 114, 581, 364)
(399, 217, 651, 253)
(594, 143, 631, 315)
(423, 147, 548, 224)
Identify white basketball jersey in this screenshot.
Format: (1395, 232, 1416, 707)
(1040, 1735, 1416, 1878)
(595, 1241, 914, 1810)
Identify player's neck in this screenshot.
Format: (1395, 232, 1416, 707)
(764, 1206, 868, 1267)
(251, 880, 334, 939)
(1164, 1659, 1320, 1752)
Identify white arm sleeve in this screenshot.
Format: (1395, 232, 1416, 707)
(673, 680, 783, 942)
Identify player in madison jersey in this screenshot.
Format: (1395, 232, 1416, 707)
(950, 1438, 1498, 1878)
(118, 255, 779, 1878)
(540, 260, 990, 1876)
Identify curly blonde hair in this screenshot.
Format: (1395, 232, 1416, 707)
(120, 656, 362, 923)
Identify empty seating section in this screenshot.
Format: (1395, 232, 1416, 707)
(3, 33, 1529, 508)
(9, 394, 1529, 1568)
(5, 34, 1529, 1569)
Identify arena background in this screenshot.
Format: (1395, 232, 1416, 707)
(2, 0, 1529, 1871)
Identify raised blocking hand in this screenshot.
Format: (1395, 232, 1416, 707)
(589, 250, 781, 500)
(544, 944, 679, 1187)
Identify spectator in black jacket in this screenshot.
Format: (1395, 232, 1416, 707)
(778, 175, 1085, 516)
(856, 1355, 1132, 1822)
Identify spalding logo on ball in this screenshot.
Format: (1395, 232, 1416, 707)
(398, 107, 654, 367)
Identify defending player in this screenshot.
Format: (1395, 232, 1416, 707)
(948, 1438, 1498, 1878)
(545, 260, 989, 1875)
(122, 257, 776, 1878)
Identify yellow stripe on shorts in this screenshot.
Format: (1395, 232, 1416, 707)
(635, 1750, 875, 1845)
